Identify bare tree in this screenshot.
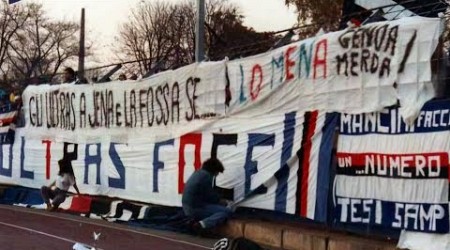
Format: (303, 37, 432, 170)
(6, 3, 80, 83)
(118, 1, 174, 76)
(0, 0, 29, 77)
(166, 2, 196, 68)
(117, 0, 276, 76)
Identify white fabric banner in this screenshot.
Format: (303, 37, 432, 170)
(1, 112, 304, 212)
(21, 17, 442, 145)
(0, 109, 338, 221)
(22, 61, 227, 143)
(227, 17, 441, 120)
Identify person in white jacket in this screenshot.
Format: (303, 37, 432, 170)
(41, 159, 81, 211)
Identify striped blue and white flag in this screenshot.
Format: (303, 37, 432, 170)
(0, 105, 18, 144)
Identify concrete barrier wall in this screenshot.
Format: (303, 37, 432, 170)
(217, 219, 398, 250)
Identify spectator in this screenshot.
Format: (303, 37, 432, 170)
(9, 91, 16, 104)
(63, 67, 77, 84)
(77, 76, 88, 84)
(130, 74, 138, 80)
(9, 89, 21, 108)
(182, 158, 232, 232)
(118, 74, 127, 81)
(40, 159, 81, 211)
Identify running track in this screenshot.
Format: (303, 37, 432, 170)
(0, 205, 217, 249)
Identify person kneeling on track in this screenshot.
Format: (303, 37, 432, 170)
(182, 158, 232, 234)
(41, 159, 81, 211)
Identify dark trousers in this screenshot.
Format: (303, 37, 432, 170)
(185, 204, 232, 229)
(40, 186, 66, 207)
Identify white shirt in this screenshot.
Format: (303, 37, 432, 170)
(55, 173, 75, 191)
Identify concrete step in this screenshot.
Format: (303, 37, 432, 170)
(216, 219, 398, 250)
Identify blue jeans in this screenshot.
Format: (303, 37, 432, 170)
(185, 204, 232, 229)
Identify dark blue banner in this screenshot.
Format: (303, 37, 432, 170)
(340, 99, 450, 135)
(334, 196, 449, 233)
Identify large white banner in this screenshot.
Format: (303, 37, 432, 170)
(227, 17, 441, 120)
(0, 110, 338, 220)
(21, 17, 442, 145)
(22, 61, 227, 143)
(3, 113, 304, 212)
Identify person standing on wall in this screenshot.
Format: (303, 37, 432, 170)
(41, 159, 81, 211)
(182, 158, 232, 232)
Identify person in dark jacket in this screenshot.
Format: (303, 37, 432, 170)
(182, 158, 232, 230)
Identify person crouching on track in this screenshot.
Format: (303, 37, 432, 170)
(41, 159, 81, 211)
(182, 158, 232, 232)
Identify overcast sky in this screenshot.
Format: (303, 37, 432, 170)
(21, 0, 297, 63)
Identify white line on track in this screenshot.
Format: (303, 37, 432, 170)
(0, 206, 211, 249)
(0, 221, 102, 250)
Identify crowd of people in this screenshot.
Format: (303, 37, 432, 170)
(63, 67, 139, 85)
(0, 66, 139, 109)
